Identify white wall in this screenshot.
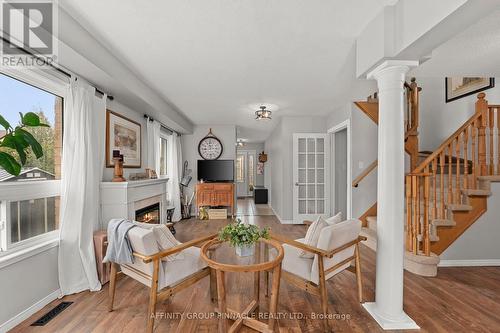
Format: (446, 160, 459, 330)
(265, 123, 283, 219)
(0, 246, 59, 331)
(327, 103, 378, 219)
(237, 142, 265, 187)
(440, 182, 500, 264)
(181, 125, 237, 212)
(417, 76, 500, 151)
(264, 116, 327, 222)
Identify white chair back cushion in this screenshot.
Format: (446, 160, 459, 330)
(121, 227, 160, 287)
(310, 219, 361, 284)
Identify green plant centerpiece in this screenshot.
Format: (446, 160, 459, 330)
(218, 218, 270, 257)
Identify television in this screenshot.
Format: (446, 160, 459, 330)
(197, 160, 234, 182)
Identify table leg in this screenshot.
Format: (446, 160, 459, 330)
(268, 265, 281, 331)
(264, 243, 269, 297)
(254, 242, 261, 313)
(216, 270, 228, 333)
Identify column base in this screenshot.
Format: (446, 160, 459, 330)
(363, 303, 419, 330)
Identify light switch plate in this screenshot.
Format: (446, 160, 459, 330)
(358, 161, 365, 169)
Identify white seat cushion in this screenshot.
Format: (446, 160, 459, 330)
(281, 238, 313, 282)
(122, 227, 207, 290)
(311, 219, 361, 284)
(162, 246, 207, 288)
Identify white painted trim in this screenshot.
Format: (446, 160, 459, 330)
(269, 205, 293, 225)
(0, 236, 58, 269)
(438, 259, 500, 267)
(363, 302, 419, 330)
(327, 119, 352, 219)
(0, 288, 60, 332)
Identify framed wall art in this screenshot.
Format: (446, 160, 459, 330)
(445, 77, 495, 103)
(106, 110, 142, 168)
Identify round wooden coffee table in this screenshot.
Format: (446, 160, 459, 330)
(200, 238, 284, 333)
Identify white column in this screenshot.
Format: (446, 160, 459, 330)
(363, 60, 419, 330)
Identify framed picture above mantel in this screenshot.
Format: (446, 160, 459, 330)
(106, 110, 142, 168)
(445, 77, 495, 103)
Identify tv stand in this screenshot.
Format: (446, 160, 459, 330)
(196, 182, 235, 217)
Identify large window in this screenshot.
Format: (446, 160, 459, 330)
(0, 72, 64, 252)
(159, 135, 168, 176)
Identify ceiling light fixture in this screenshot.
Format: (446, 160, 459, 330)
(255, 105, 272, 120)
(236, 139, 245, 147)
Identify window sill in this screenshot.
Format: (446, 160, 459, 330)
(0, 236, 59, 269)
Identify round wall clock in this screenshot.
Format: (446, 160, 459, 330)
(198, 128, 223, 160)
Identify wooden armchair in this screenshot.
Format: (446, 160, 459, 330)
(266, 219, 366, 332)
(108, 227, 217, 333)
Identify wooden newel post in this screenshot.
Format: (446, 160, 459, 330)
(476, 93, 489, 176)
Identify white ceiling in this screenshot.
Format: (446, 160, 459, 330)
(411, 9, 500, 77)
(62, 1, 391, 142)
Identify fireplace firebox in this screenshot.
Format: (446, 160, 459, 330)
(135, 203, 160, 224)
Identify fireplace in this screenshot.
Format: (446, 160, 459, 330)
(135, 203, 160, 224)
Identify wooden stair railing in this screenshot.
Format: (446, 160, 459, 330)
(353, 78, 421, 191)
(407, 93, 500, 255)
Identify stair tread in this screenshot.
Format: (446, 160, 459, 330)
(461, 189, 491, 196)
(477, 175, 500, 182)
(431, 219, 456, 227)
(446, 204, 473, 211)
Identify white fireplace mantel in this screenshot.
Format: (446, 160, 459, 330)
(100, 177, 169, 227)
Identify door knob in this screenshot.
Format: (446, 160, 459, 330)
(295, 182, 299, 186)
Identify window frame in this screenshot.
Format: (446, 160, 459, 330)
(0, 68, 68, 257)
(159, 132, 169, 177)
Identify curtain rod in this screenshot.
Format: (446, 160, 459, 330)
(144, 114, 179, 135)
(1, 36, 114, 100)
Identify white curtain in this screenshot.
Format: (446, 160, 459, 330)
(58, 78, 106, 295)
(146, 120, 161, 173)
(167, 133, 182, 221)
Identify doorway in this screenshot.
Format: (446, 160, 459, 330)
(236, 150, 256, 197)
(328, 120, 351, 219)
(292, 133, 330, 224)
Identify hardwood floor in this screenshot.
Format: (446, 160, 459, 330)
(11, 215, 500, 333)
(236, 198, 274, 216)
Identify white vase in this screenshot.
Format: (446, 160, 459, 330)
(235, 244, 255, 257)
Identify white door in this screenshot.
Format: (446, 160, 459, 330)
(293, 134, 330, 224)
(236, 150, 256, 197)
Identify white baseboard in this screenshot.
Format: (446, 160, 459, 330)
(438, 259, 500, 267)
(0, 289, 60, 332)
(269, 205, 294, 224)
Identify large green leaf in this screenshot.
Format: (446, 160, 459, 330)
(21, 112, 49, 127)
(16, 128, 43, 158)
(1, 134, 27, 164)
(0, 115, 11, 131)
(0, 152, 21, 176)
(21, 112, 41, 126)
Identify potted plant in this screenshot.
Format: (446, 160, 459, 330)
(218, 219, 269, 257)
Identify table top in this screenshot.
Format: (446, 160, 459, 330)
(200, 238, 283, 273)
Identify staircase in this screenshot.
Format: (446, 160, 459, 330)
(355, 88, 500, 277)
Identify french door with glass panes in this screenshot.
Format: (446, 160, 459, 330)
(236, 150, 256, 197)
(293, 134, 330, 224)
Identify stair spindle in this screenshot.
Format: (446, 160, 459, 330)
(439, 152, 445, 219)
(406, 175, 413, 252)
(455, 137, 461, 203)
(448, 144, 453, 205)
(412, 175, 419, 254)
(432, 159, 437, 220)
(463, 126, 469, 190)
(496, 107, 500, 175)
(489, 106, 495, 175)
(423, 175, 430, 256)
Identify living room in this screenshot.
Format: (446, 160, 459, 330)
(1, 1, 500, 333)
